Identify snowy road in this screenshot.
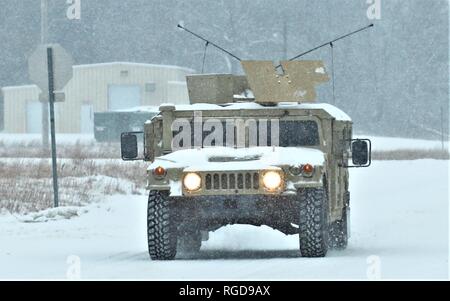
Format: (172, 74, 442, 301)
(0, 160, 448, 279)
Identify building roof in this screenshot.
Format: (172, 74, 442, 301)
(74, 62, 195, 73)
(1, 62, 194, 93)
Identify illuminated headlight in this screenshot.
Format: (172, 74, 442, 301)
(183, 173, 202, 191)
(262, 171, 283, 191)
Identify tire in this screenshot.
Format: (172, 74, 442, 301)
(298, 187, 329, 257)
(147, 190, 177, 260)
(177, 230, 202, 254)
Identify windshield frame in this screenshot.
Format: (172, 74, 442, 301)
(170, 114, 324, 150)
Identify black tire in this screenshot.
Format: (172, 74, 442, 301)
(147, 190, 177, 260)
(298, 187, 329, 257)
(177, 230, 202, 254)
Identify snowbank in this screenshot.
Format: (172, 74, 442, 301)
(357, 136, 449, 151)
(0, 134, 96, 146)
(19, 207, 89, 223)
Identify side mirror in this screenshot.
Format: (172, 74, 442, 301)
(350, 139, 371, 167)
(121, 132, 142, 161)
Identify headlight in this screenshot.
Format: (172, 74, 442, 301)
(262, 171, 282, 191)
(183, 173, 202, 191)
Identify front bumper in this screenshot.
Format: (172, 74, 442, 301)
(173, 194, 300, 234)
(146, 166, 325, 197)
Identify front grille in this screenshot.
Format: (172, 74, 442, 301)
(204, 172, 260, 192)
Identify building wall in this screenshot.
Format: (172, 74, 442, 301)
(167, 81, 190, 104)
(2, 85, 41, 133)
(1, 63, 192, 133)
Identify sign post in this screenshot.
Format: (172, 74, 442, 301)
(47, 47, 59, 207)
(441, 106, 445, 152)
(28, 43, 73, 207)
(40, 0, 49, 148)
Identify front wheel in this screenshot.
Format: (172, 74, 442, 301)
(298, 187, 329, 257)
(147, 190, 177, 260)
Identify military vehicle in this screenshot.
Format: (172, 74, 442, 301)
(94, 107, 159, 142)
(120, 59, 371, 260)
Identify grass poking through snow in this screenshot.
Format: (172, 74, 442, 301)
(0, 159, 146, 214)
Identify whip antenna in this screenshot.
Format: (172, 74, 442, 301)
(177, 24, 242, 62)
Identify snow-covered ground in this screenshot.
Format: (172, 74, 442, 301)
(356, 135, 448, 151)
(0, 159, 448, 280)
(0, 133, 96, 145)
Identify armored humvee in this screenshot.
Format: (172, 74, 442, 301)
(94, 107, 159, 142)
(120, 61, 371, 260)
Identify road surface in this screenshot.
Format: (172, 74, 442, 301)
(0, 160, 448, 279)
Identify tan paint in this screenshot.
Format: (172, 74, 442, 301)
(141, 60, 353, 223)
(145, 106, 352, 223)
(241, 60, 329, 103)
(186, 74, 251, 104)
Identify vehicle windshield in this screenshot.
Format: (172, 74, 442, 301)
(278, 120, 320, 146)
(172, 118, 320, 149)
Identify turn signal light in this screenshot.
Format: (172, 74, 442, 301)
(153, 166, 166, 177)
(302, 164, 314, 176)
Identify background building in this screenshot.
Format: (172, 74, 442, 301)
(1, 62, 193, 133)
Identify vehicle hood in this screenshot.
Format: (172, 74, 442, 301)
(148, 147, 325, 172)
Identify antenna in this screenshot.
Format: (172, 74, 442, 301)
(177, 24, 242, 62)
(201, 41, 209, 73)
(275, 24, 374, 68)
(330, 42, 336, 105)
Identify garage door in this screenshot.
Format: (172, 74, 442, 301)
(80, 104, 94, 133)
(108, 85, 141, 111)
(26, 101, 43, 133)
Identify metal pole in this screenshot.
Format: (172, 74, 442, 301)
(40, 0, 48, 44)
(282, 20, 287, 60)
(47, 47, 59, 208)
(440, 106, 445, 152)
(330, 42, 336, 105)
(41, 0, 49, 149)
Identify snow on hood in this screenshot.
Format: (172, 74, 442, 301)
(148, 147, 325, 172)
